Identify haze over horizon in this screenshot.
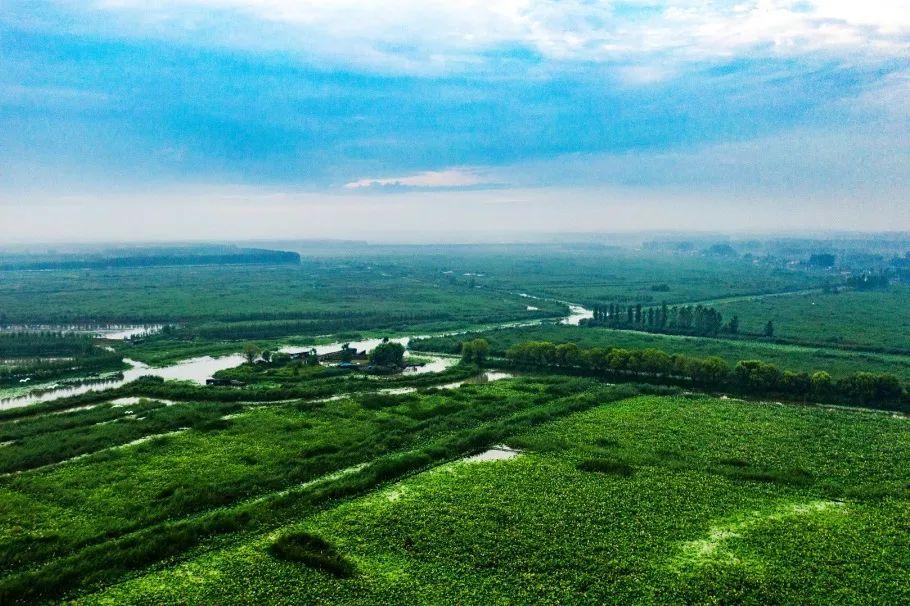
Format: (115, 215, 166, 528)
(3, 1, 909, 241)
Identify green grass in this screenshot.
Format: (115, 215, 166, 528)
(391, 246, 819, 306)
(0, 261, 564, 327)
(713, 287, 910, 351)
(0, 376, 630, 602)
(269, 532, 355, 578)
(0, 398, 242, 474)
(74, 394, 910, 605)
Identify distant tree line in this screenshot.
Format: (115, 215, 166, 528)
(0, 248, 300, 271)
(0, 332, 98, 358)
(504, 341, 906, 410)
(0, 351, 125, 386)
(181, 313, 455, 340)
(845, 273, 890, 291)
(587, 303, 744, 337)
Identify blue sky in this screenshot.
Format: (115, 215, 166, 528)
(2, 1, 909, 240)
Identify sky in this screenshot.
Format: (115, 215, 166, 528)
(2, 1, 909, 242)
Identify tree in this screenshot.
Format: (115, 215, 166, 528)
(734, 360, 782, 393)
(461, 338, 490, 365)
(691, 357, 730, 384)
(370, 342, 405, 368)
(678, 306, 693, 330)
(726, 315, 739, 334)
(781, 371, 811, 398)
(639, 348, 672, 375)
(763, 320, 775, 338)
(555, 342, 581, 367)
(339, 343, 355, 362)
(811, 371, 833, 397)
(243, 342, 260, 364)
(837, 373, 903, 404)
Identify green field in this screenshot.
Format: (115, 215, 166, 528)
(343, 246, 820, 306)
(0, 261, 563, 327)
(0, 375, 632, 603)
(713, 288, 910, 351)
(70, 392, 910, 605)
(2, 245, 909, 604)
(0, 247, 819, 327)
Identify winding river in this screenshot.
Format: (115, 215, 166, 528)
(0, 301, 591, 410)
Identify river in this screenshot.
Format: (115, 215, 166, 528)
(0, 301, 591, 410)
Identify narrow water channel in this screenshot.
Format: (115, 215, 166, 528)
(1, 301, 591, 410)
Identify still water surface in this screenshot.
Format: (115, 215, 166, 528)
(1, 303, 589, 410)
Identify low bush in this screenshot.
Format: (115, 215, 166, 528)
(577, 458, 635, 477)
(269, 532, 355, 578)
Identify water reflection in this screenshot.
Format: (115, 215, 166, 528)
(1, 300, 591, 411)
(560, 304, 594, 326)
(0, 354, 244, 410)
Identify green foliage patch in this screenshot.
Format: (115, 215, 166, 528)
(75, 394, 910, 605)
(269, 532, 355, 578)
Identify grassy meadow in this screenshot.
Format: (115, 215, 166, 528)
(2, 245, 909, 604)
(712, 287, 910, 351)
(72, 392, 910, 605)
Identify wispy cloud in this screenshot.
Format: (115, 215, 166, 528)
(1, 0, 908, 228)
(343, 168, 497, 191)
(15, 1, 910, 75)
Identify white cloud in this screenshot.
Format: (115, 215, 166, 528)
(343, 168, 495, 190)
(30, 1, 910, 74)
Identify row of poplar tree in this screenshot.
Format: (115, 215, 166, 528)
(587, 303, 774, 338)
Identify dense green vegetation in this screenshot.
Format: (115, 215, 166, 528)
(0, 376, 633, 603)
(0, 259, 564, 326)
(0, 333, 98, 358)
(411, 323, 910, 382)
(3, 242, 910, 604)
(73, 394, 910, 605)
(502, 340, 905, 410)
(713, 288, 910, 352)
(0, 332, 128, 388)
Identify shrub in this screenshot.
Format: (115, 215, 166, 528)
(369, 342, 405, 367)
(577, 458, 634, 476)
(461, 338, 490, 365)
(269, 532, 355, 578)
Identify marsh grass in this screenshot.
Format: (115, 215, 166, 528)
(0, 379, 632, 603)
(577, 458, 635, 476)
(269, 532, 355, 578)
